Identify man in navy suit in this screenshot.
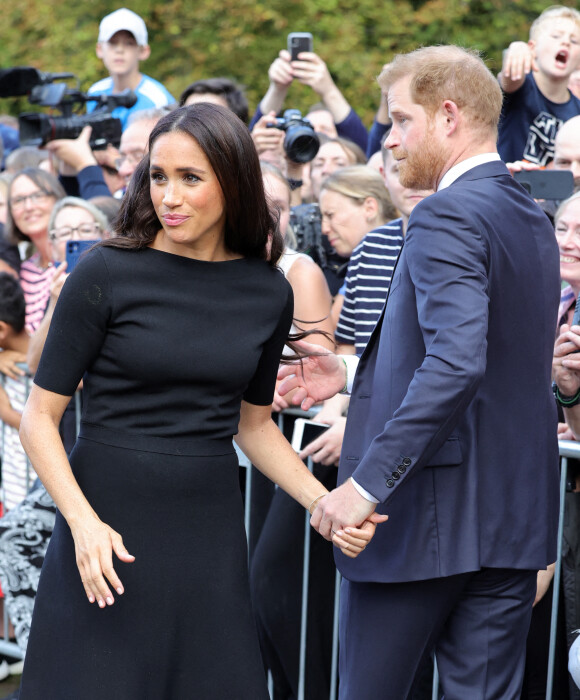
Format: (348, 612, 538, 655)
(278, 45, 561, 699)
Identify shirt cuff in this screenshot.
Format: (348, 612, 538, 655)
(350, 477, 380, 503)
(339, 354, 360, 395)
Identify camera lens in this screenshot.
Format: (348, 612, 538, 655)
(284, 126, 320, 163)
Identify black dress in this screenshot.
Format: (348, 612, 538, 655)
(20, 246, 293, 700)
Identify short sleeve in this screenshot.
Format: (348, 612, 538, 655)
(243, 282, 294, 406)
(34, 248, 112, 397)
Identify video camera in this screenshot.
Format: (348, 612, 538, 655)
(0, 66, 137, 149)
(267, 109, 320, 163)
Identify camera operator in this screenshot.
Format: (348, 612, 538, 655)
(251, 109, 318, 207)
(250, 47, 367, 153)
(46, 107, 167, 201)
(46, 125, 121, 199)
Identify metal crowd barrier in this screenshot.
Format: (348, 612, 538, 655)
(0, 376, 577, 695)
(242, 416, 579, 700)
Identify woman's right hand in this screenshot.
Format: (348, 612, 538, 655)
(70, 514, 135, 608)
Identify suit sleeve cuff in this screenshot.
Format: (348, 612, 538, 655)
(339, 355, 360, 395)
(350, 477, 379, 503)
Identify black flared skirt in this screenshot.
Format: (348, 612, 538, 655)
(20, 428, 268, 700)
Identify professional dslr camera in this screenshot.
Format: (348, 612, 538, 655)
(267, 109, 320, 163)
(0, 66, 137, 149)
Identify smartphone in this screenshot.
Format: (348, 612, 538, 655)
(65, 240, 99, 273)
(288, 32, 313, 61)
(291, 418, 329, 452)
(514, 170, 574, 200)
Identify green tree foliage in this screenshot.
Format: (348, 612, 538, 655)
(0, 0, 576, 126)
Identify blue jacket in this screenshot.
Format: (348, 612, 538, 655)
(336, 161, 561, 583)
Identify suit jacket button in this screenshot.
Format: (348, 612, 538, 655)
(398, 465, 406, 474)
(392, 472, 400, 480)
(386, 479, 395, 488)
(402, 457, 411, 466)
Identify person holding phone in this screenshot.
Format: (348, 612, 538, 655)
(26, 197, 107, 375)
(16, 105, 381, 699)
(250, 41, 368, 154)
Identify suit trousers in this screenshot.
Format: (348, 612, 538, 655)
(338, 568, 537, 700)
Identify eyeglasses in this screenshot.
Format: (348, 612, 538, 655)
(114, 151, 146, 169)
(9, 191, 51, 210)
(49, 223, 102, 241)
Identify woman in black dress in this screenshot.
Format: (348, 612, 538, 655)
(17, 105, 378, 699)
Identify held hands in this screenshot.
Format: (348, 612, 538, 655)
(312, 481, 388, 558)
(70, 514, 135, 608)
(553, 323, 580, 396)
(277, 340, 346, 411)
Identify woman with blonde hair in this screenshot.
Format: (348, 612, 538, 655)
(319, 164, 396, 259)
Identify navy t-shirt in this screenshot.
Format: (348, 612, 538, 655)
(498, 73, 580, 165)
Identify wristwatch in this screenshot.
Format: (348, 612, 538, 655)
(552, 381, 580, 407)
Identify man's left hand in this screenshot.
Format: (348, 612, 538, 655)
(311, 478, 386, 539)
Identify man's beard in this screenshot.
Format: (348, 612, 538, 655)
(393, 128, 447, 190)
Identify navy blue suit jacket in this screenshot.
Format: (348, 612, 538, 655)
(336, 160, 561, 583)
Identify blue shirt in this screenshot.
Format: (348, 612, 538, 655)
(498, 73, 580, 165)
(86, 74, 175, 130)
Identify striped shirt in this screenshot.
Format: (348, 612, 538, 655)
(2, 374, 36, 510)
(20, 254, 56, 334)
(335, 220, 404, 355)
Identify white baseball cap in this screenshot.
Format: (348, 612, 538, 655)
(98, 8, 148, 46)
